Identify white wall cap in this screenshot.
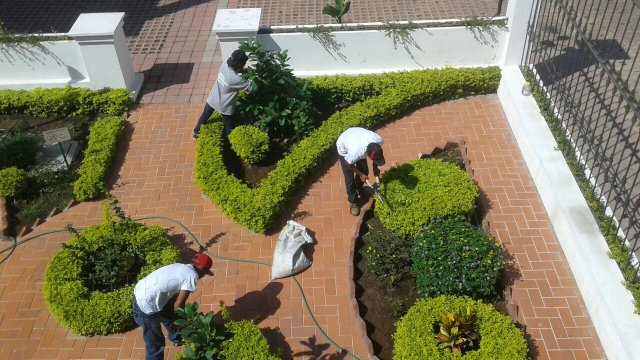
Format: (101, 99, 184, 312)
(68, 13, 125, 37)
(212, 8, 261, 33)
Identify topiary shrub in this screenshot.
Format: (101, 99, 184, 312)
(221, 320, 280, 360)
(363, 222, 413, 285)
(393, 295, 528, 360)
(376, 159, 478, 238)
(0, 166, 29, 197)
(229, 125, 270, 165)
(0, 132, 39, 170)
(411, 219, 505, 299)
(73, 116, 125, 201)
(43, 201, 180, 336)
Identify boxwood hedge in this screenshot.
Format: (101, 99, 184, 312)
(393, 295, 528, 359)
(73, 116, 126, 201)
(43, 218, 179, 336)
(376, 159, 478, 237)
(0, 166, 29, 197)
(195, 67, 501, 233)
(229, 125, 270, 165)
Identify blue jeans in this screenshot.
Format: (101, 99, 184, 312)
(132, 298, 180, 360)
(193, 104, 234, 136)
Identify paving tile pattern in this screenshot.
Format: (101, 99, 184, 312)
(0, 96, 604, 359)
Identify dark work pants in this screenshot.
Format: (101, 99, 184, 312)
(132, 298, 180, 360)
(193, 104, 234, 136)
(339, 156, 369, 204)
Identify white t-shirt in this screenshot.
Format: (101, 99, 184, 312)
(134, 263, 199, 314)
(336, 127, 384, 165)
(206, 63, 252, 115)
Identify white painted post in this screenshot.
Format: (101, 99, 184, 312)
(501, 0, 539, 66)
(68, 13, 144, 100)
(212, 8, 262, 63)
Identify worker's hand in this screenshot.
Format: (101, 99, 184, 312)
(359, 173, 368, 183)
(375, 176, 380, 185)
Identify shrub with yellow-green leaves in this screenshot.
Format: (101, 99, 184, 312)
(229, 125, 270, 165)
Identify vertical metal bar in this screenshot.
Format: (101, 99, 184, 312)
(521, 0, 543, 66)
(496, 0, 505, 17)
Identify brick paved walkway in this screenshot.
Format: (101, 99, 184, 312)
(0, 96, 604, 359)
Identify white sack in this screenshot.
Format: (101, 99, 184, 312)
(271, 220, 313, 280)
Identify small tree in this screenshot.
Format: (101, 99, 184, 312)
(322, 0, 351, 24)
(237, 38, 313, 142)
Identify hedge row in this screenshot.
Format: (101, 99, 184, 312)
(195, 67, 501, 233)
(43, 220, 180, 336)
(393, 295, 528, 359)
(73, 116, 126, 201)
(0, 167, 28, 197)
(0, 86, 130, 117)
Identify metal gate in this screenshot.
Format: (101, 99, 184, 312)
(522, 0, 640, 277)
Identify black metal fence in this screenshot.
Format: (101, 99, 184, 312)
(522, 0, 640, 277)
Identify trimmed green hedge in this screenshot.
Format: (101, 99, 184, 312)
(195, 67, 501, 233)
(376, 159, 478, 237)
(0, 167, 29, 197)
(0, 132, 39, 170)
(0, 86, 130, 117)
(229, 125, 270, 165)
(221, 320, 280, 359)
(393, 296, 528, 359)
(43, 218, 180, 336)
(73, 116, 126, 201)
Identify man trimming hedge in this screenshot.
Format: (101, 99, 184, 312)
(336, 127, 386, 216)
(133, 253, 214, 360)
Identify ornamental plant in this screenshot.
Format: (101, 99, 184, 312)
(0, 132, 39, 170)
(393, 296, 528, 359)
(363, 222, 413, 285)
(376, 159, 478, 238)
(435, 306, 479, 354)
(0, 166, 29, 197)
(238, 38, 313, 142)
(229, 125, 270, 165)
(411, 219, 505, 299)
(43, 198, 180, 336)
(322, 0, 351, 24)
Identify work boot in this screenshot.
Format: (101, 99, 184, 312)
(350, 203, 360, 216)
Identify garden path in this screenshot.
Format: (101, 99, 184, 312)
(0, 96, 604, 359)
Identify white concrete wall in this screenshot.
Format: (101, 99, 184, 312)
(257, 26, 508, 76)
(0, 41, 89, 87)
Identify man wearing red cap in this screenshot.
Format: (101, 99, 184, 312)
(132, 253, 214, 360)
(336, 127, 386, 216)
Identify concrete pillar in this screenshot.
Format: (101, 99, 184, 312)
(212, 8, 262, 63)
(68, 13, 144, 100)
(501, 0, 539, 66)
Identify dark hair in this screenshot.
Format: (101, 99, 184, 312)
(366, 142, 384, 160)
(227, 50, 248, 68)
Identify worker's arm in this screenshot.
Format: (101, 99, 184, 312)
(173, 290, 191, 311)
(346, 161, 368, 182)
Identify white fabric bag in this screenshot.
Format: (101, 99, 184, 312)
(271, 220, 313, 280)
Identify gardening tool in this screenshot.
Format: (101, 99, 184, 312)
(366, 179, 386, 205)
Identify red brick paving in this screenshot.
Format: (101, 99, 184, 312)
(0, 96, 604, 359)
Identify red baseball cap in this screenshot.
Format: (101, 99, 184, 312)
(192, 253, 214, 276)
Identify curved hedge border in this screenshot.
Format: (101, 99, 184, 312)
(376, 159, 478, 237)
(0, 86, 130, 117)
(195, 67, 501, 233)
(73, 116, 126, 201)
(393, 295, 528, 359)
(43, 220, 180, 336)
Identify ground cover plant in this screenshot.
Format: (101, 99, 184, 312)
(393, 296, 528, 359)
(43, 199, 179, 336)
(0, 87, 129, 233)
(195, 67, 501, 234)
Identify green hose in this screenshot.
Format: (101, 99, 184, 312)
(0, 216, 360, 359)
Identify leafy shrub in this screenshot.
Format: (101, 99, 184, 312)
(0, 86, 129, 117)
(0, 132, 39, 170)
(412, 219, 505, 299)
(323, 0, 351, 23)
(195, 67, 501, 233)
(376, 159, 478, 238)
(175, 302, 280, 360)
(43, 202, 179, 336)
(363, 223, 412, 285)
(238, 38, 313, 141)
(435, 306, 479, 354)
(0, 167, 29, 197)
(73, 116, 125, 201)
(229, 125, 270, 165)
(393, 296, 528, 360)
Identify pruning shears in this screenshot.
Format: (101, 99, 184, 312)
(366, 179, 386, 205)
